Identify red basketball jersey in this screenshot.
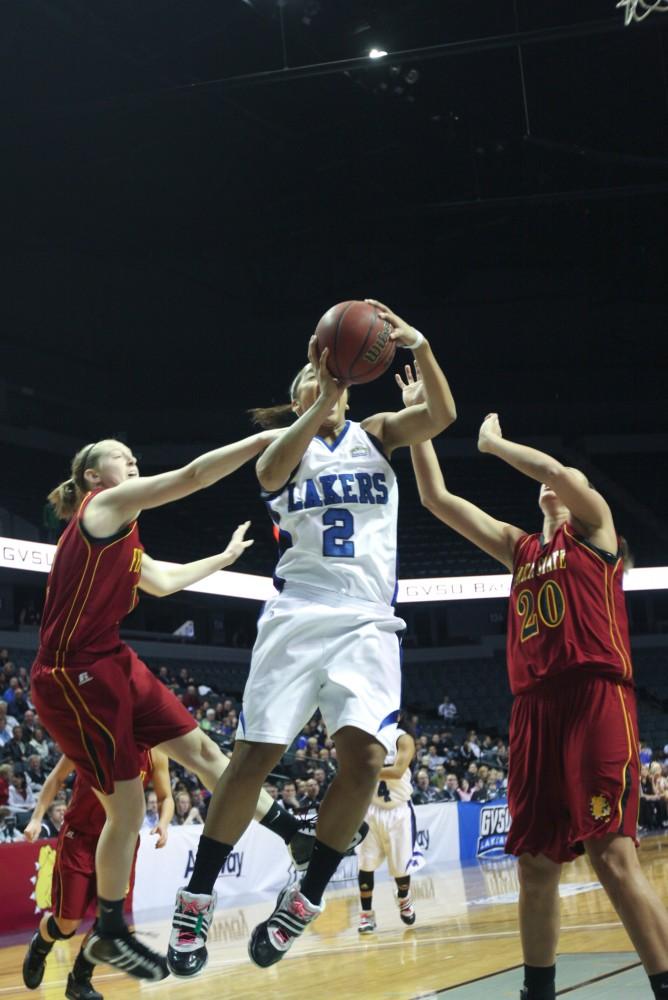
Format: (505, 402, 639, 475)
(63, 749, 152, 837)
(39, 489, 144, 660)
(506, 523, 633, 695)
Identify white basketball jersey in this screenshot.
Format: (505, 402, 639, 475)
(264, 421, 398, 606)
(373, 729, 413, 809)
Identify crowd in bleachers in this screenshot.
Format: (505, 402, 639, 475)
(2, 646, 668, 845)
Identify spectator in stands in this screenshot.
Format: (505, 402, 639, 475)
(0, 700, 19, 735)
(28, 725, 52, 763)
(0, 763, 12, 805)
(26, 755, 46, 791)
(649, 763, 668, 826)
(312, 768, 330, 795)
(2, 725, 30, 766)
(172, 790, 204, 826)
(40, 801, 66, 838)
(412, 769, 442, 805)
(318, 747, 337, 781)
(8, 771, 37, 817)
(424, 744, 446, 772)
(290, 749, 311, 781)
(0, 716, 11, 750)
(2, 676, 20, 708)
(278, 781, 300, 813)
(432, 764, 447, 792)
(639, 742, 653, 766)
(181, 684, 201, 711)
(440, 774, 460, 802)
(200, 708, 218, 733)
(142, 790, 160, 831)
(0, 806, 24, 842)
(263, 782, 279, 801)
(465, 762, 479, 786)
(457, 777, 473, 802)
(437, 693, 458, 723)
(459, 739, 479, 768)
(10, 688, 32, 723)
(190, 787, 208, 821)
(0, 649, 9, 667)
(299, 778, 322, 810)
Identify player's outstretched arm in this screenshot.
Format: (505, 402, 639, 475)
(411, 439, 521, 571)
(256, 338, 347, 492)
(23, 755, 73, 841)
(378, 734, 415, 781)
(478, 413, 616, 545)
(87, 432, 276, 535)
(149, 749, 173, 848)
(361, 300, 456, 456)
(139, 522, 254, 598)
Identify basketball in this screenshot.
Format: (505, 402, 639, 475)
(314, 300, 396, 385)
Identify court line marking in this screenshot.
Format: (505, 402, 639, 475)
(556, 960, 643, 995)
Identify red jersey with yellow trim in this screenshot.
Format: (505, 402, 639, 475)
(62, 749, 152, 837)
(39, 489, 143, 659)
(507, 523, 632, 695)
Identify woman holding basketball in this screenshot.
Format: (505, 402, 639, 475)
(31, 431, 316, 981)
(168, 300, 456, 975)
(402, 370, 668, 1000)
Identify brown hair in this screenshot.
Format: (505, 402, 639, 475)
(248, 362, 312, 430)
(47, 441, 106, 521)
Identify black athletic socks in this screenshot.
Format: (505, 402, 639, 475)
(358, 870, 374, 911)
(32, 931, 54, 956)
(395, 877, 410, 899)
(71, 949, 96, 982)
(300, 839, 345, 906)
(97, 898, 126, 936)
(186, 835, 234, 895)
(523, 964, 556, 1000)
(260, 802, 300, 845)
(649, 970, 668, 997)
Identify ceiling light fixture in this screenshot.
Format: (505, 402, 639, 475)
(368, 47, 388, 59)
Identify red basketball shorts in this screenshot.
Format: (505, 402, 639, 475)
(505, 674, 639, 865)
(52, 822, 140, 921)
(32, 644, 196, 795)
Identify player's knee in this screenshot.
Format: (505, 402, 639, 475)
(518, 854, 560, 894)
(587, 840, 636, 895)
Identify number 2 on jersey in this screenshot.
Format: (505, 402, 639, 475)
(322, 508, 355, 557)
(517, 579, 566, 641)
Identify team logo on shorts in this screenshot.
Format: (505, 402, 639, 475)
(589, 795, 612, 821)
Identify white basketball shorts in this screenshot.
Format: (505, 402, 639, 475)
(357, 802, 425, 877)
(236, 583, 405, 754)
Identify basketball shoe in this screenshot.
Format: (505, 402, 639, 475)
(397, 894, 416, 926)
(83, 928, 168, 981)
(248, 885, 323, 967)
(65, 970, 103, 1000)
(358, 911, 376, 934)
(167, 888, 217, 977)
(22, 931, 52, 989)
(288, 819, 370, 871)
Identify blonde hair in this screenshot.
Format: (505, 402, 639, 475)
(248, 363, 312, 430)
(47, 440, 114, 521)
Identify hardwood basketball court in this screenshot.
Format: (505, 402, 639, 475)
(1, 834, 666, 999)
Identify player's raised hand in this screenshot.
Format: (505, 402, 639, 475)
(150, 822, 169, 849)
(365, 299, 424, 350)
(478, 413, 503, 453)
(395, 362, 425, 408)
(222, 521, 254, 566)
(23, 816, 41, 842)
(308, 335, 348, 399)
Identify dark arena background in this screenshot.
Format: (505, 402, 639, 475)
(1, 1, 667, 998)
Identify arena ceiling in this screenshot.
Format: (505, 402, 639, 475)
(1, 0, 666, 446)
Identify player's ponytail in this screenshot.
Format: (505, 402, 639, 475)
(248, 404, 296, 429)
(248, 362, 313, 429)
(47, 441, 104, 521)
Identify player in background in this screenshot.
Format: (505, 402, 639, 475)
(401, 363, 668, 1000)
(168, 300, 456, 975)
(22, 749, 171, 1000)
(357, 714, 422, 933)
(31, 432, 317, 981)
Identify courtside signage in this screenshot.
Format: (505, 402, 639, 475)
(2, 536, 667, 603)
